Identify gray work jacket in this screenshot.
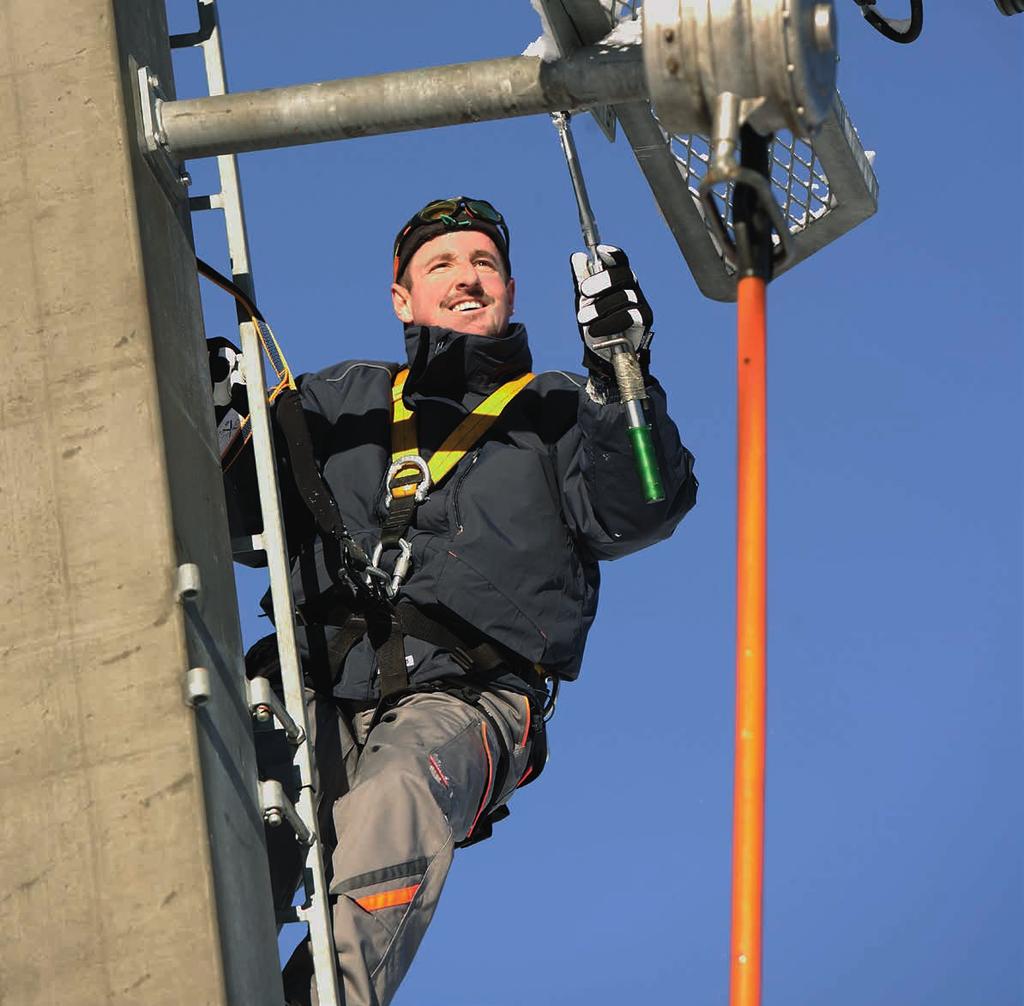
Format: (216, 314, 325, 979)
(227, 322, 697, 700)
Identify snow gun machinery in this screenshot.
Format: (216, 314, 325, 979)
(144, 3, 1018, 1004)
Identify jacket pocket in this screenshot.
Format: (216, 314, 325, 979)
(450, 449, 481, 534)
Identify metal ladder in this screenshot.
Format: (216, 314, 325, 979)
(170, 3, 341, 1003)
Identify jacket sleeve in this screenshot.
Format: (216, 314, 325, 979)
(554, 372, 697, 561)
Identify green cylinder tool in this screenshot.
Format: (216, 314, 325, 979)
(551, 111, 665, 504)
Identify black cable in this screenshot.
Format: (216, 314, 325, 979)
(858, 0, 924, 43)
(196, 256, 265, 322)
(733, 126, 775, 283)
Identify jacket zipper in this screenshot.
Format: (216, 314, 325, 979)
(452, 450, 481, 534)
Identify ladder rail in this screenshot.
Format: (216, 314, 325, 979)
(172, 4, 342, 1004)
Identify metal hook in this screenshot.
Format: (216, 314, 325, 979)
(854, 0, 924, 44)
(697, 94, 791, 272)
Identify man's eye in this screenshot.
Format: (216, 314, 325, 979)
(475, 259, 496, 270)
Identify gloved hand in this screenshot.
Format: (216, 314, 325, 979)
(570, 244, 653, 379)
(208, 336, 250, 462)
(207, 336, 248, 423)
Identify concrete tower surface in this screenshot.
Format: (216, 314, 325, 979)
(0, 2, 281, 1003)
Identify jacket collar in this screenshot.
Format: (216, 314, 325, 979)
(401, 323, 532, 401)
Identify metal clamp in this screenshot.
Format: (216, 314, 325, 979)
(176, 562, 202, 602)
(385, 455, 431, 507)
(247, 676, 305, 744)
(259, 779, 313, 845)
(136, 64, 168, 153)
(184, 666, 212, 707)
(697, 93, 793, 269)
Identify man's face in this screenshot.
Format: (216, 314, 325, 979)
(391, 230, 515, 338)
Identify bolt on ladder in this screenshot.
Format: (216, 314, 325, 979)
(170, 4, 341, 1004)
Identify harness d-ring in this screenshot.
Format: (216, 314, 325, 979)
(385, 454, 432, 507)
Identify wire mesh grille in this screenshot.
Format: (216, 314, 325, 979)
(605, 0, 641, 19)
(611, 2, 835, 262)
(665, 128, 833, 257)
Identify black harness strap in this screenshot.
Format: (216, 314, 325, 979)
(367, 608, 409, 699)
(273, 387, 373, 584)
(379, 498, 417, 551)
(393, 604, 509, 675)
(317, 602, 518, 699)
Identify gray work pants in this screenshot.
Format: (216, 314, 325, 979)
(278, 685, 536, 1006)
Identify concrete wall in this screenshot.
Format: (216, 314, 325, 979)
(0, 3, 281, 1003)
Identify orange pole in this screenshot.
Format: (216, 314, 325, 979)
(730, 275, 767, 1006)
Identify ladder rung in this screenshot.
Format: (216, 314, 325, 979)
(189, 194, 219, 212)
(169, 3, 216, 49)
(275, 906, 301, 926)
(231, 534, 265, 559)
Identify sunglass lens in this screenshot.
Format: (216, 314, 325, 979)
(466, 199, 502, 223)
(419, 199, 460, 222)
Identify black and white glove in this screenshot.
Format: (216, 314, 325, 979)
(570, 245, 653, 380)
(208, 337, 248, 418)
(208, 337, 249, 461)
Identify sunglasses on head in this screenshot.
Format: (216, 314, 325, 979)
(393, 197, 510, 277)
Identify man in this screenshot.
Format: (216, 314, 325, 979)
(217, 196, 697, 1005)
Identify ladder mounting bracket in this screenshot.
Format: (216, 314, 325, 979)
(131, 60, 190, 195)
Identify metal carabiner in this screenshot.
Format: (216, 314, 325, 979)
(371, 537, 414, 597)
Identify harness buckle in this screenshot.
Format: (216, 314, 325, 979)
(385, 455, 431, 508)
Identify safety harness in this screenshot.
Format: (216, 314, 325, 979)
(376, 366, 535, 595)
(324, 365, 536, 697)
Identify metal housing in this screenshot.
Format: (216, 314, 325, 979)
(642, 0, 837, 137)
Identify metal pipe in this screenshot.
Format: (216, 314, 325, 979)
(158, 43, 647, 160)
(731, 275, 767, 1006)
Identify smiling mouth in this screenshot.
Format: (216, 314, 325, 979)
(447, 299, 488, 314)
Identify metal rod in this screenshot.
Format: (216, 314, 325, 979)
(550, 111, 664, 505)
(551, 112, 602, 265)
(158, 43, 646, 160)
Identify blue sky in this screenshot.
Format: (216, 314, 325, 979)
(168, 3, 1022, 1003)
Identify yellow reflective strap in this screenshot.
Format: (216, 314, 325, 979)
(391, 368, 418, 467)
(426, 372, 535, 486)
(389, 368, 535, 489)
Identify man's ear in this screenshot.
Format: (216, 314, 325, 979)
(506, 276, 516, 315)
(391, 282, 414, 323)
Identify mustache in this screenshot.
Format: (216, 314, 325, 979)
(443, 293, 493, 309)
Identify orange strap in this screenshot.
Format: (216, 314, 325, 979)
(390, 366, 535, 496)
(354, 884, 420, 912)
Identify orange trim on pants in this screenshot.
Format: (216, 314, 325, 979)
(354, 884, 420, 912)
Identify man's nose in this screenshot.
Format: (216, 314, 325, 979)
(452, 259, 482, 287)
